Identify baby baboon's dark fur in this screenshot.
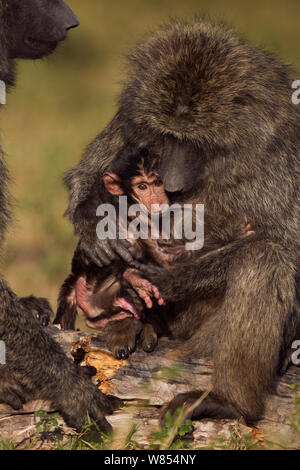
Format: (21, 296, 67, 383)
(0, 0, 117, 431)
(64, 19, 300, 423)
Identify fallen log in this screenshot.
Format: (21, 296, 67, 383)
(0, 326, 299, 449)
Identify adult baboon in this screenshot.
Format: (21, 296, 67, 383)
(0, 0, 116, 432)
(64, 19, 300, 423)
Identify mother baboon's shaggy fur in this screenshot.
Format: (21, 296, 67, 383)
(64, 19, 300, 423)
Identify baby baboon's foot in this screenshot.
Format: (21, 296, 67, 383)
(140, 323, 158, 353)
(104, 318, 143, 359)
(20, 295, 53, 327)
(114, 296, 142, 320)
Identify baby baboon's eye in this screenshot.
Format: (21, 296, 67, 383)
(138, 183, 148, 191)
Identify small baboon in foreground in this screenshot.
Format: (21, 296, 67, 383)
(0, 0, 117, 432)
(64, 19, 300, 423)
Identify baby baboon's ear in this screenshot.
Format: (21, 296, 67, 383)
(103, 173, 124, 195)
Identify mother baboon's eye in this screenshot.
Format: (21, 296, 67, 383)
(138, 183, 148, 190)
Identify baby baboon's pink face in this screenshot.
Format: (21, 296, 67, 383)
(104, 169, 169, 214)
(131, 171, 169, 213)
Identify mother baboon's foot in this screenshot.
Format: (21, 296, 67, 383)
(103, 318, 143, 359)
(160, 390, 241, 425)
(140, 323, 158, 353)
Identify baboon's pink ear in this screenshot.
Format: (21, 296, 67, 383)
(103, 173, 124, 195)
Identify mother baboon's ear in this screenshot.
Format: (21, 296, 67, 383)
(103, 173, 124, 195)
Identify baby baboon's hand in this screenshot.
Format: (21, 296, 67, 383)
(20, 295, 53, 326)
(236, 221, 256, 240)
(123, 268, 165, 308)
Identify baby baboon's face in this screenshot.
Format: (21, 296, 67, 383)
(130, 170, 169, 213)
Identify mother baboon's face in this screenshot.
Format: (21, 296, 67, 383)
(159, 136, 207, 194)
(4, 0, 79, 60)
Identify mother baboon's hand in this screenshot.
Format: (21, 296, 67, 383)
(138, 263, 168, 280)
(79, 238, 142, 269)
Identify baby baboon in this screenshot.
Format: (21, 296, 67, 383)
(56, 146, 253, 358)
(64, 19, 300, 423)
(54, 147, 169, 349)
(0, 0, 117, 432)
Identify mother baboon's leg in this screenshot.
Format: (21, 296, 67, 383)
(164, 242, 297, 422)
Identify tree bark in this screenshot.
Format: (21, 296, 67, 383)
(0, 326, 299, 449)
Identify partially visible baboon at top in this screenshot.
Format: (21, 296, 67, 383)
(64, 19, 300, 423)
(0, 0, 117, 432)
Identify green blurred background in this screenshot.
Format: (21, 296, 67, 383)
(1, 0, 300, 325)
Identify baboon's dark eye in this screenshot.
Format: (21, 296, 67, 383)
(138, 183, 148, 190)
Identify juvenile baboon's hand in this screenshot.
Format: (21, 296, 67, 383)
(19, 295, 53, 326)
(0, 379, 27, 410)
(61, 376, 122, 433)
(80, 238, 142, 269)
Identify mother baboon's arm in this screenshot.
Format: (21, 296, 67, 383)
(64, 113, 124, 236)
(140, 237, 270, 303)
(64, 113, 142, 268)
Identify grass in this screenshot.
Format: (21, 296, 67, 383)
(2, 393, 299, 450)
(1, 379, 299, 450)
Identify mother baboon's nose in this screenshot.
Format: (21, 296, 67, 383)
(62, 1, 80, 31)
